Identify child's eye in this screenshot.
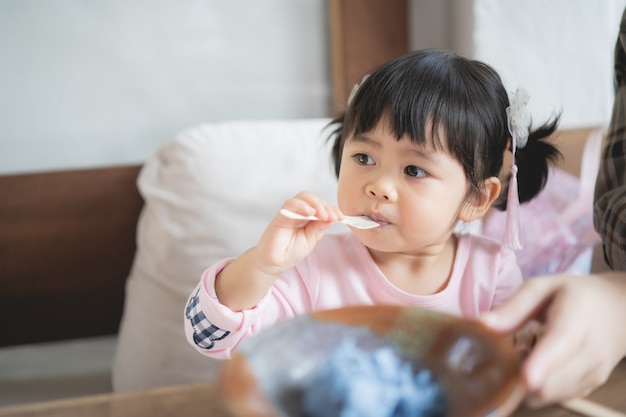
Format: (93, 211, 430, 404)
(405, 165, 427, 178)
(353, 153, 374, 166)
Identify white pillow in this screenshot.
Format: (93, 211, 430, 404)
(112, 118, 338, 392)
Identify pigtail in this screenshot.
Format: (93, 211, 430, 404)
(514, 117, 562, 204)
(495, 117, 561, 211)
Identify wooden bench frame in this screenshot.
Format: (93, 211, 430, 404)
(0, 165, 143, 347)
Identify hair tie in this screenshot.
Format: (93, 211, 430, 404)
(347, 74, 370, 105)
(502, 87, 531, 250)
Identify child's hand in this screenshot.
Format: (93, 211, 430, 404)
(255, 192, 343, 276)
(215, 192, 342, 311)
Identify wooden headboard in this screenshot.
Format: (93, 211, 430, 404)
(0, 165, 143, 347)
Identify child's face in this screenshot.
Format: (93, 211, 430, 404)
(337, 117, 471, 255)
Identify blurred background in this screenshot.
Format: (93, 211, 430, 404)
(1, 0, 625, 175)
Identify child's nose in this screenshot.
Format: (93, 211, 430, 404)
(365, 178, 397, 201)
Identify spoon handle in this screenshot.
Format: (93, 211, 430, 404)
(279, 209, 321, 221)
(279, 209, 379, 229)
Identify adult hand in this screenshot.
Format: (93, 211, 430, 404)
(481, 272, 626, 407)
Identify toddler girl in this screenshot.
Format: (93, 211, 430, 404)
(184, 49, 560, 359)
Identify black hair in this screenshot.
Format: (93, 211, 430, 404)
(328, 49, 561, 211)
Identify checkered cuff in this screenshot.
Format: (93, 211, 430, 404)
(185, 288, 230, 350)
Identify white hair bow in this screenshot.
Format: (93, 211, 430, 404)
(502, 87, 531, 250)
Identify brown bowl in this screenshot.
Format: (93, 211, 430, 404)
(220, 305, 524, 417)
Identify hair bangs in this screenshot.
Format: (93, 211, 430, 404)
(345, 51, 482, 155)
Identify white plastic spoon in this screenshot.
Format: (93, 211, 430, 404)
(279, 208, 380, 229)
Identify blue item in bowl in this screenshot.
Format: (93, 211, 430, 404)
(302, 339, 447, 417)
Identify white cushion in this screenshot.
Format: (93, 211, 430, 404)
(112, 118, 338, 391)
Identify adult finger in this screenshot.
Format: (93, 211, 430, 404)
(481, 276, 562, 332)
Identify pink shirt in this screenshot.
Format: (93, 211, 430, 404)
(184, 232, 522, 359)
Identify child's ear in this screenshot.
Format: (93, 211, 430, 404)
(458, 177, 501, 222)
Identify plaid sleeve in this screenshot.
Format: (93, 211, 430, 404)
(185, 288, 230, 350)
(594, 8, 626, 271)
